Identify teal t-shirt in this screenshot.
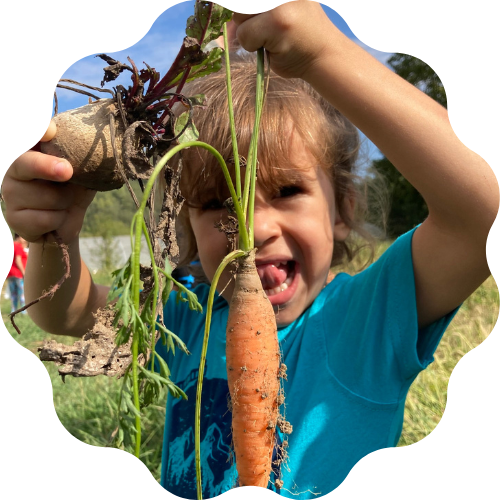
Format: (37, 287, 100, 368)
(156, 228, 458, 498)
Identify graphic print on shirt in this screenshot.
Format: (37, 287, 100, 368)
(166, 364, 283, 498)
(166, 366, 236, 499)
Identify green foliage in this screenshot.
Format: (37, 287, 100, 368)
(186, 1, 233, 50)
(388, 53, 447, 108)
(370, 156, 429, 237)
(109, 260, 135, 345)
(175, 111, 200, 143)
(2, 0, 232, 478)
(149, 2, 231, 96)
(109, 208, 202, 454)
(369, 53, 447, 237)
(81, 185, 138, 237)
(99, 143, 227, 471)
(183, 46, 226, 83)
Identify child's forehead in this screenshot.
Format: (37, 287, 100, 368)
(181, 127, 327, 202)
(180, 84, 335, 202)
(232, 158, 323, 196)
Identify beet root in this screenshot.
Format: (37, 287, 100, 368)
(41, 99, 126, 191)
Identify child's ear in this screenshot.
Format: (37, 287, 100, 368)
(334, 192, 355, 241)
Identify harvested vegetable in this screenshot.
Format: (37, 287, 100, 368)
(226, 250, 281, 487)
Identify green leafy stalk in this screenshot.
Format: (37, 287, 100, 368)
(130, 212, 143, 457)
(194, 43, 267, 499)
(194, 249, 245, 499)
(139, 218, 160, 372)
(223, 23, 241, 202)
(127, 139, 246, 457)
(115, 26, 267, 480)
(98, 0, 236, 462)
(241, 48, 265, 225)
(247, 49, 266, 248)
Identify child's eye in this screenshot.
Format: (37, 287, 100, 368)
(277, 185, 302, 198)
(202, 199, 224, 211)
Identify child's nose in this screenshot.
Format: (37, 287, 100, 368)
(253, 204, 282, 247)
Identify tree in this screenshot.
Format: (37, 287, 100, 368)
(370, 54, 446, 237)
(81, 185, 138, 237)
(387, 53, 447, 107)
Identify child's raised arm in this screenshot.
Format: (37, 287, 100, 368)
(2, 122, 109, 336)
(233, 1, 498, 327)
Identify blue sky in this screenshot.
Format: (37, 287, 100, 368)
(56, 0, 392, 164)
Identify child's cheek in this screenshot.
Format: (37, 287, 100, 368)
(190, 213, 229, 279)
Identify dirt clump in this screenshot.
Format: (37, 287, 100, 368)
(38, 305, 146, 379)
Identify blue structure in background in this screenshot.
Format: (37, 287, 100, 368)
(172, 260, 200, 290)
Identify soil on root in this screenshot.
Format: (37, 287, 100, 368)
(12, 156, 183, 379)
(38, 305, 146, 379)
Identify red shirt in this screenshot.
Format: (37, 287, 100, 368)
(8, 241, 28, 279)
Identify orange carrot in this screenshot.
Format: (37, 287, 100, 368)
(226, 249, 281, 487)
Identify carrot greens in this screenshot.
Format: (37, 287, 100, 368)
(99, 1, 234, 461)
(193, 29, 267, 497)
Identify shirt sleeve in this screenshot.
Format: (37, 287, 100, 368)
(321, 227, 459, 403)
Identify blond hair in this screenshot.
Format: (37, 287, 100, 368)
(176, 52, 381, 270)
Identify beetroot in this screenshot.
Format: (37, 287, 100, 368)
(41, 99, 125, 191)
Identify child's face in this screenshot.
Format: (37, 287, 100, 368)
(188, 134, 351, 327)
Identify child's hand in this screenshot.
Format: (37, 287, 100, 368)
(232, 1, 337, 80)
(2, 121, 96, 245)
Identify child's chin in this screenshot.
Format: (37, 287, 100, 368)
(274, 305, 301, 328)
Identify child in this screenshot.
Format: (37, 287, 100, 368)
(2, 1, 497, 498)
(6, 234, 29, 313)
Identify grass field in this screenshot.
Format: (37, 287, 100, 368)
(2, 244, 498, 482)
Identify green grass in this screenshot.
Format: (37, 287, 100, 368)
(1, 287, 166, 482)
(2, 240, 498, 480)
(398, 274, 498, 446)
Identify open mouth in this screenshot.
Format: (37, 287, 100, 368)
(256, 260, 299, 306)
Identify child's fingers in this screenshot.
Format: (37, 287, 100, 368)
(9, 150, 73, 183)
(231, 13, 257, 27)
(3, 142, 95, 244)
(5, 208, 68, 242)
(232, 2, 333, 80)
(233, 14, 267, 53)
(2, 179, 69, 241)
(3, 178, 75, 212)
(3, 180, 96, 244)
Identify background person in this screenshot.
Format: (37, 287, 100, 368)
(6, 233, 28, 313)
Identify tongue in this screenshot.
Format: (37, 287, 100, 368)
(256, 263, 288, 290)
